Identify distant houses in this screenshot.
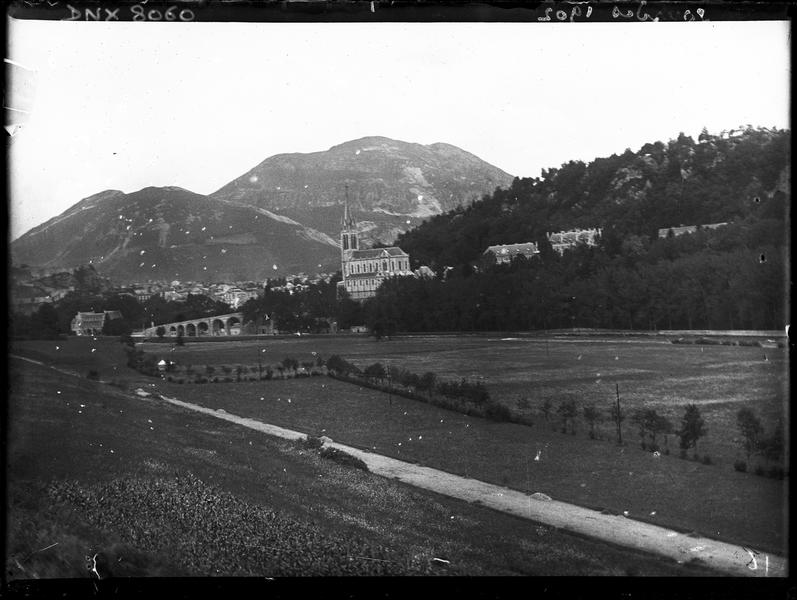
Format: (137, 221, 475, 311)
(482, 242, 539, 265)
(657, 222, 727, 239)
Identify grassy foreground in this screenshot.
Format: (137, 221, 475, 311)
(6, 349, 723, 579)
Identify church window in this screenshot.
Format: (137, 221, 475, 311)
(343, 235, 349, 250)
(382, 260, 387, 271)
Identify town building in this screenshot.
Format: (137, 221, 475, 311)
(70, 310, 122, 336)
(546, 228, 602, 255)
(483, 242, 540, 265)
(337, 188, 412, 301)
(657, 222, 728, 239)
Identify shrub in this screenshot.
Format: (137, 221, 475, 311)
(734, 460, 747, 473)
(702, 455, 712, 465)
(679, 449, 687, 459)
(177, 378, 184, 384)
(754, 465, 765, 476)
(692, 453, 700, 461)
(318, 447, 368, 471)
(300, 435, 325, 450)
(109, 378, 128, 390)
(664, 448, 670, 456)
(767, 466, 785, 480)
(87, 370, 100, 380)
(484, 402, 512, 422)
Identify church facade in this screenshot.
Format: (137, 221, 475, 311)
(338, 192, 412, 301)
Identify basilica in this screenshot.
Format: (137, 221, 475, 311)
(337, 191, 412, 301)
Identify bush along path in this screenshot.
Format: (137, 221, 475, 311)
(150, 388, 784, 578)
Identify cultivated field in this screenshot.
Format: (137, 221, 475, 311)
(5, 346, 722, 580)
(9, 333, 789, 559)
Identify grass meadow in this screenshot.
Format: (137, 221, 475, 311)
(7, 341, 727, 579)
(9, 334, 788, 558)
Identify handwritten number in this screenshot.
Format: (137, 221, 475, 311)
(179, 8, 195, 21)
(131, 4, 145, 20)
(165, 6, 177, 20)
(537, 7, 552, 21)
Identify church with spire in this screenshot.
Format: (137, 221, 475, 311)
(337, 186, 412, 301)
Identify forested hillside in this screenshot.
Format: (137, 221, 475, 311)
(396, 127, 788, 271)
(364, 127, 790, 332)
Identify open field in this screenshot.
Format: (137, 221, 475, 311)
(6, 350, 726, 580)
(9, 335, 788, 557)
(125, 332, 788, 466)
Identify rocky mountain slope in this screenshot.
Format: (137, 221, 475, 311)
(211, 136, 514, 245)
(10, 187, 341, 284)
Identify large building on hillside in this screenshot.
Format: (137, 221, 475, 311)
(483, 242, 540, 265)
(657, 222, 727, 239)
(338, 189, 412, 301)
(546, 228, 602, 255)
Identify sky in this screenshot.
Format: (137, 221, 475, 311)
(7, 19, 790, 240)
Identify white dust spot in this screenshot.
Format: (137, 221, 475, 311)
(201, 226, 206, 231)
(140, 250, 146, 255)
(55, 346, 60, 350)
(249, 175, 259, 183)
(221, 248, 227, 254)
(355, 150, 361, 155)
(273, 264, 278, 270)
(417, 194, 423, 201)
(57, 390, 61, 394)
(398, 442, 402, 446)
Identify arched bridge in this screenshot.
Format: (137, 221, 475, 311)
(143, 312, 244, 338)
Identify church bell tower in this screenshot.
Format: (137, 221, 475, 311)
(340, 184, 358, 259)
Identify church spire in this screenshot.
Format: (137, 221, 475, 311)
(342, 184, 356, 230)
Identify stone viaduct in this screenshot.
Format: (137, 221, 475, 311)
(143, 312, 244, 338)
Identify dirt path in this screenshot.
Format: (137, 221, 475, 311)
(154, 391, 785, 577)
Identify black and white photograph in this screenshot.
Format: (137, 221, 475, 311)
(5, 1, 790, 588)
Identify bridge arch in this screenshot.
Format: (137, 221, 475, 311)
(177, 324, 185, 337)
(186, 323, 197, 337)
(212, 319, 225, 335)
(197, 321, 209, 335)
